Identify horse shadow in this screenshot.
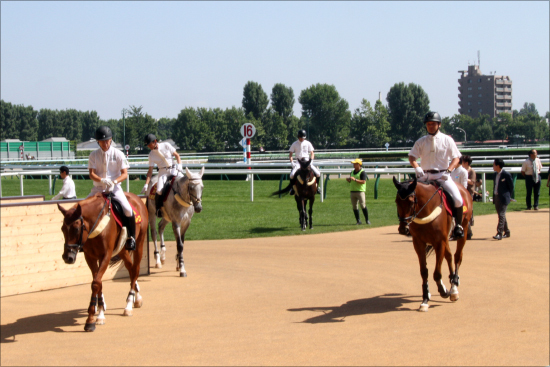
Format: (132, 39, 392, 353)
(288, 293, 440, 323)
(1, 308, 88, 343)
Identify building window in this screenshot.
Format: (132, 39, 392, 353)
(478, 102, 482, 105)
(468, 94, 472, 98)
(468, 109, 472, 113)
(478, 94, 482, 97)
(468, 102, 471, 106)
(468, 87, 472, 91)
(468, 79, 472, 83)
(479, 109, 483, 112)
(478, 78, 482, 82)
(478, 86, 482, 90)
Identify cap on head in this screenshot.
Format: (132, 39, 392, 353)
(144, 134, 157, 145)
(297, 129, 307, 138)
(423, 111, 441, 124)
(95, 126, 113, 141)
(350, 158, 362, 165)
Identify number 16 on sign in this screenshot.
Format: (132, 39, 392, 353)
(240, 123, 255, 201)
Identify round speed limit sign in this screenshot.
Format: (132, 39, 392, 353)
(240, 123, 256, 138)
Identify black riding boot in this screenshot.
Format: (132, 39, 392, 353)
(316, 176, 322, 195)
(453, 206, 464, 239)
(155, 192, 164, 217)
(362, 207, 371, 225)
(125, 213, 136, 251)
(353, 209, 362, 224)
(288, 177, 297, 195)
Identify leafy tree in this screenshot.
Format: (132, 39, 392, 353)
(298, 83, 351, 148)
(493, 113, 513, 142)
(173, 107, 207, 151)
(261, 108, 288, 150)
(270, 84, 294, 119)
(0, 100, 18, 140)
(37, 109, 57, 140)
(223, 106, 248, 150)
(242, 81, 269, 120)
(17, 104, 38, 141)
(350, 99, 390, 148)
(386, 82, 430, 145)
(518, 102, 539, 117)
(157, 117, 175, 141)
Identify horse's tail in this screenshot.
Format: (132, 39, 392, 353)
(271, 182, 293, 196)
(109, 255, 123, 268)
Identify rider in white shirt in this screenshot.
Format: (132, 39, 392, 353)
(408, 112, 465, 239)
(288, 129, 321, 195)
(140, 134, 182, 216)
(87, 126, 136, 251)
(51, 166, 77, 200)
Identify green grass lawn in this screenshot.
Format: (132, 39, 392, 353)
(2, 175, 548, 241)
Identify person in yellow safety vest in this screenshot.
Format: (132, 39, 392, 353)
(346, 158, 370, 225)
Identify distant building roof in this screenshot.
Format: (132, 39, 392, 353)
(77, 139, 123, 151)
(160, 139, 180, 150)
(41, 137, 70, 142)
(2, 139, 22, 142)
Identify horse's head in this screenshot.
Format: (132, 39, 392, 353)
(175, 167, 204, 213)
(298, 158, 312, 172)
(393, 176, 417, 235)
(58, 203, 84, 264)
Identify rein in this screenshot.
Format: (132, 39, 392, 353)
(397, 186, 442, 225)
(173, 178, 202, 207)
(66, 199, 108, 253)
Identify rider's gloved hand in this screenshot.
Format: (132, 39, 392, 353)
(441, 170, 451, 181)
(140, 183, 148, 194)
(177, 163, 183, 172)
(101, 178, 114, 189)
(414, 167, 424, 178)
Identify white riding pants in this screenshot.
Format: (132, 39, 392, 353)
(290, 161, 320, 179)
(88, 184, 133, 217)
(156, 167, 180, 194)
(419, 172, 464, 207)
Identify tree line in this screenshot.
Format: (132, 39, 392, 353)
(1, 82, 548, 152)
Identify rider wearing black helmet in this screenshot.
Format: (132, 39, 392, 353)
(288, 129, 321, 195)
(141, 133, 182, 217)
(408, 111, 465, 239)
(87, 126, 137, 250)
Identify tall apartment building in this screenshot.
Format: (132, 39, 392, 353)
(457, 64, 512, 118)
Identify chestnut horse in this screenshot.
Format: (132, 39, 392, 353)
(393, 177, 472, 312)
(272, 158, 318, 231)
(58, 192, 148, 331)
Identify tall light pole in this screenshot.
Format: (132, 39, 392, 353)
(456, 127, 466, 144)
(121, 108, 130, 148)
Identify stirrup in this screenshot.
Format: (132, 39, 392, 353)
(454, 225, 464, 239)
(125, 237, 136, 251)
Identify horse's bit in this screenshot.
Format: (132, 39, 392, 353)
(173, 179, 202, 206)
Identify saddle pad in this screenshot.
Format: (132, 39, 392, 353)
(439, 190, 467, 216)
(148, 176, 176, 202)
(103, 195, 142, 228)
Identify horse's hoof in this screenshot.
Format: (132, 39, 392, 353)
(450, 293, 459, 302)
(418, 304, 429, 312)
(180, 272, 187, 277)
(134, 298, 143, 308)
(155, 263, 162, 269)
(123, 309, 133, 316)
(161, 259, 166, 265)
(96, 318, 105, 325)
(84, 322, 96, 332)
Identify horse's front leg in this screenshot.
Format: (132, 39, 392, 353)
(412, 237, 430, 312)
(434, 239, 451, 299)
(173, 222, 190, 277)
(149, 203, 162, 269)
(450, 237, 466, 301)
(308, 196, 315, 229)
(300, 199, 306, 231)
(157, 218, 169, 267)
(118, 251, 143, 316)
(84, 253, 110, 331)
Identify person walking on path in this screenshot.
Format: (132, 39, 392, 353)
(492, 158, 514, 240)
(521, 149, 543, 210)
(462, 155, 476, 240)
(51, 166, 76, 200)
(346, 158, 370, 225)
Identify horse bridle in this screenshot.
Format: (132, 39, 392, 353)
(173, 179, 202, 206)
(396, 186, 441, 225)
(65, 199, 108, 254)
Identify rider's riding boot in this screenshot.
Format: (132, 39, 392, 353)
(125, 213, 137, 251)
(362, 207, 371, 225)
(453, 206, 464, 239)
(288, 177, 297, 195)
(316, 176, 322, 195)
(353, 209, 362, 224)
(155, 192, 163, 217)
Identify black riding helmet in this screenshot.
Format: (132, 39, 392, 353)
(144, 133, 157, 145)
(95, 126, 113, 141)
(297, 129, 307, 138)
(423, 111, 442, 124)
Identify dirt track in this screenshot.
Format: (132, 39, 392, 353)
(1, 209, 549, 366)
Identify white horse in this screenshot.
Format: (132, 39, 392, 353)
(146, 167, 204, 277)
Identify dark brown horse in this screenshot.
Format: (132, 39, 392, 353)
(272, 158, 318, 231)
(58, 192, 148, 331)
(393, 177, 473, 312)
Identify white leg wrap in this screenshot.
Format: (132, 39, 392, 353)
(451, 284, 459, 295)
(438, 280, 448, 294)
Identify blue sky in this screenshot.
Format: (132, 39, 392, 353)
(1, 1, 549, 121)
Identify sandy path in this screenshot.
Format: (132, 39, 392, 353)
(1, 209, 548, 366)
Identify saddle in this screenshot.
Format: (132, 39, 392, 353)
(102, 194, 142, 229)
(148, 175, 176, 203)
(419, 181, 466, 216)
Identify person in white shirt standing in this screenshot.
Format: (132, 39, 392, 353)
(408, 112, 465, 239)
(520, 149, 543, 210)
(51, 166, 76, 200)
(288, 129, 321, 195)
(451, 157, 468, 189)
(87, 126, 136, 251)
(140, 134, 182, 216)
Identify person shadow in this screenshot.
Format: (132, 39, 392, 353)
(288, 293, 441, 323)
(1, 309, 88, 343)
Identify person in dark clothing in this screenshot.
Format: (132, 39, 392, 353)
(346, 158, 370, 225)
(492, 158, 514, 240)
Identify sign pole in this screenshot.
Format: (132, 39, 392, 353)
(240, 123, 256, 202)
(247, 138, 253, 202)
